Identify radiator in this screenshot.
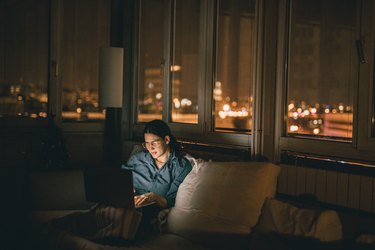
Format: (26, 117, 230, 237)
(278, 152, 375, 213)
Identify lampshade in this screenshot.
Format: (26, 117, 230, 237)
(99, 47, 124, 108)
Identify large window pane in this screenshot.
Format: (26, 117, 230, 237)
(0, 0, 49, 118)
(170, 0, 200, 124)
(287, 0, 357, 140)
(137, 0, 166, 123)
(61, 0, 110, 122)
(214, 0, 255, 133)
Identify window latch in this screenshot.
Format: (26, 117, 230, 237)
(52, 61, 59, 77)
(160, 59, 165, 78)
(355, 40, 366, 64)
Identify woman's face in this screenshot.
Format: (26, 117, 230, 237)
(143, 133, 170, 160)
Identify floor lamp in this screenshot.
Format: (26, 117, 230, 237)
(99, 47, 124, 168)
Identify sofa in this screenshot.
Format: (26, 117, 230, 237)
(25, 158, 351, 250)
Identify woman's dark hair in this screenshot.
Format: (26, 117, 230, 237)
(143, 119, 182, 155)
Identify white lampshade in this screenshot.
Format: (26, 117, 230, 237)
(99, 47, 124, 108)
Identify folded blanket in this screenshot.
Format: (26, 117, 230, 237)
(42, 205, 143, 249)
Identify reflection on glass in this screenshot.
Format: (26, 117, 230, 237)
(61, 0, 110, 122)
(170, 0, 200, 124)
(287, 0, 356, 140)
(214, 0, 255, 133)
(137, 0, 166, 123)
(0, 0, 49, 118)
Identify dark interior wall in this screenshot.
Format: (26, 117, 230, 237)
(0, 130, 104, 171)
(63, 133, 105, 168)
(0, 131, 46, 169)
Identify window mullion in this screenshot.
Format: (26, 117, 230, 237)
(163, 0, 173, 123)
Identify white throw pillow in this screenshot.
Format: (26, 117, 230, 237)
(167, 161, 280, 239)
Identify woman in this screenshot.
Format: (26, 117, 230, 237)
(122, 119, 192, 232)
(44, 120, 192, 248)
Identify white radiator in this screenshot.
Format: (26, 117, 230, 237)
(277, 155, 375, 213)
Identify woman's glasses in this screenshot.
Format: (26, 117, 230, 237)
(142, 139, 162, 149)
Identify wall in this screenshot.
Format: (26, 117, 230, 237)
(0, 130, 104, 170)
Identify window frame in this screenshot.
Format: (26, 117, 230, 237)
(0, 0, 51, 129)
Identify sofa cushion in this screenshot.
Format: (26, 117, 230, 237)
(254, 198, 343, 242)
(167, 161, 280, 245)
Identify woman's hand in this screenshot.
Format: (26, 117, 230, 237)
(134, 192, 167, 208)
(134, 192, 155, 208)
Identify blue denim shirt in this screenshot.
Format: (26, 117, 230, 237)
(121, 149, 192, 208)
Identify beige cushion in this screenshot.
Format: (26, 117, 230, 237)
(167, 161, 280, 239)
(255, 198, 343, 242)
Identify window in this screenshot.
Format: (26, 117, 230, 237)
(135, 0, 257, 145)
(137, 0, 167, 122)
(60, 0, 110, 122)
(170, 0, 201, 124)
(286, 0, 356, 140)
(214, 0, 256, 132)
(278, 0, 375, 161)
(0, 0, 110, 125)
(0, 0, 49, 119)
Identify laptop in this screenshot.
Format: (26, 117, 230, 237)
(84, 167, 156, 208)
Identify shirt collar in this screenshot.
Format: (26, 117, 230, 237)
(145, 148, 176, 165)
